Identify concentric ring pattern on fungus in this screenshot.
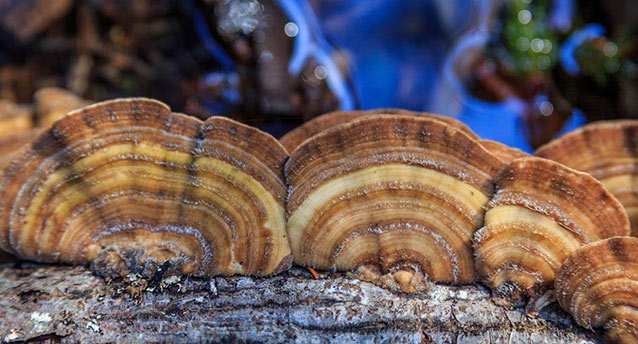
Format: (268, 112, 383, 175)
(0, 98, 292, 277)
(536, 120, 638, 236)
(556, 236, 638, 344)
(279, 108, 480, 152)
(285, 114, 502, 292)
(474, 157, 630, 305)
(479, 139, 530, 163)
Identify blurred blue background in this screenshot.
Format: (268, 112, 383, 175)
(296, 0, 586, 152)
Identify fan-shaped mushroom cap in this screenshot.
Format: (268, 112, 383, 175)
(286, 115, 501, 292)
(474, 157, 630, 304)
(280, 108, 479, 152)
(480, 140, 530, 163)
(0, 98, 291, 277)
(536, 120, 638, 236)
(556, 236, 638, 344)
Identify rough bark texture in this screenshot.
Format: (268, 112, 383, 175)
(0, 265, 602, 343)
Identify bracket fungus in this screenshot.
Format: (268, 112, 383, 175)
(0, 101, 39, 262)
(0, 98, 292, 277)
(0, 129, 44, 172)
(479, 139, 530, 163)
(279, 108, 479, 152)
(285, 114, 502, 292)
(556, 236, 638, 344)
(474, 157, 630, 308)
(536, 120, 638, 236)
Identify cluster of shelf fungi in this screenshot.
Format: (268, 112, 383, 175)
(0, 94, 637, 343)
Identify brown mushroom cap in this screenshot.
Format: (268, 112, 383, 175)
(285, 115, 501, 291)
(474, 157, 630, 304)
(279, 108, 479, 152)
(0, 98, 291, 277)
(536, 120, 638, 236)
(480, 139, 530, 163)
(556, 236, 638, 344)
(0, 129, 45, 176)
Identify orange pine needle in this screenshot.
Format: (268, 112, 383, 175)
(306, 267, 319, 279)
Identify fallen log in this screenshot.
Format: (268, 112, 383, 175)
(0, 265, 602, 343)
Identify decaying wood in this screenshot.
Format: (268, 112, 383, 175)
(0, 265, 602, 343)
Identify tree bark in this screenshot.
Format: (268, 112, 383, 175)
(0, 265, 602, 343)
